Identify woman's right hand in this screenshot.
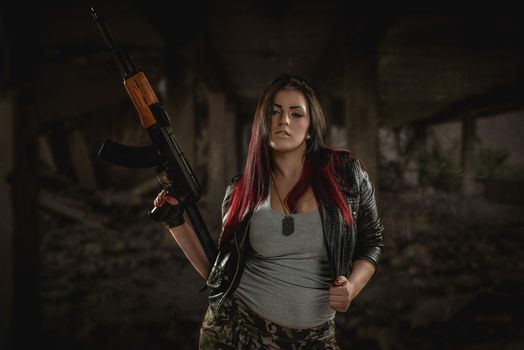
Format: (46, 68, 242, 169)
(154, 189, 179, 207)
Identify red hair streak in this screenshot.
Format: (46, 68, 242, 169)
(220, 148, 353, 246)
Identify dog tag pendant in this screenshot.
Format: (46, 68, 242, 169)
(282, 215, 294, 236)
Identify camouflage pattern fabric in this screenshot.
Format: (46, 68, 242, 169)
(199, 294, 340, 349)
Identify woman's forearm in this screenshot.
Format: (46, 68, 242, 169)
(168, 222, 211, 279)
(348, 259, 376, 299)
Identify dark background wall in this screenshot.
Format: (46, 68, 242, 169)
(1, 2, 523, 349)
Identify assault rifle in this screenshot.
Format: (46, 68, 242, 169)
(90, 7, 217, 264)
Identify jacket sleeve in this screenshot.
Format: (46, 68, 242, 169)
(352, 161, 385, 268)
(217, 174, 241, 248)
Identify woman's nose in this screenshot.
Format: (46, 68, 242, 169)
(278, 113, 290, 125)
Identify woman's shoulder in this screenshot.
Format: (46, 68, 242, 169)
(325, 148, 369, 192)
(230, 174, 242, 185)
(224, 174, 242, 195)
(327, 147, 365, 171)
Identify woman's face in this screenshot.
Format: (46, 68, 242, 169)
(268, 89, 310, 155)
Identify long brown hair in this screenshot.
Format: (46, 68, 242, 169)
(220, 74, 353, 245)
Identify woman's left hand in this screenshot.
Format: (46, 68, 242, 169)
(328, 276, 355, 312)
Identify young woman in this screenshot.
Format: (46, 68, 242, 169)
(154, 74, 384, 349)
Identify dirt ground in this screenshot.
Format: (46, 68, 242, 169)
(38, 183, 524, 349)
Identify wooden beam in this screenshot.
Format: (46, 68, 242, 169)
(39, 190, 111, 230)
(66, 127, 98, 190)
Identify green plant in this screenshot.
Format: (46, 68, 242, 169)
(475, 148, 510, 180)
(475, 148, 524, 182)
(417, 143, 462, 191)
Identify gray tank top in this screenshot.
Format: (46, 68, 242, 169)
(233, 194, 335, 329)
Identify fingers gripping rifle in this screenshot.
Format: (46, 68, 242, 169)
(90, 7, 217, 264)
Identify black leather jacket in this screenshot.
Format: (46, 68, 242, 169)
(205, 152, 384, 314)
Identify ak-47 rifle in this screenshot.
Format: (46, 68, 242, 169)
(90, 7, 217, 264)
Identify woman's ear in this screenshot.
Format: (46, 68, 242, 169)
(305, 129, 314, 155)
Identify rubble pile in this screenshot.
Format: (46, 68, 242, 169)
(39, 180, 524, 349)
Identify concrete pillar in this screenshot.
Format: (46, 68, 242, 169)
(224, 105, 238, 183)
(461, 115, 477, 196)
(6, 9, 41, 348)
(319, 94, 346, 149)
(207, 91, 236, 234)
(1, 8, 12, 350)
(10, 86, 40, 350)
(343, 52, 380, 188)
(0, 92, 14, 350)
(166, 47, 196, 169)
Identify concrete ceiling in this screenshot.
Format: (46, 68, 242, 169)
(378, 15, 524, 127)
(205, 0, 340, 99)
(140, 4, 524, 127)
(5, 2, 523, 128)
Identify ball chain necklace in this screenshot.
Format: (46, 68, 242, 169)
(271, 173, 296, 236)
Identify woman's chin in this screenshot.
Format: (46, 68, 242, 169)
(269, 141, 306, 154)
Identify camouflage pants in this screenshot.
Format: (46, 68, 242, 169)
(199, 294, 340, 349)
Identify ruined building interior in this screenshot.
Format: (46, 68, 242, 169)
(1, 2, 523, 349)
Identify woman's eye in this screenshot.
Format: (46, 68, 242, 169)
(271, 110, 281, 116)
(291, 113, 303, 118)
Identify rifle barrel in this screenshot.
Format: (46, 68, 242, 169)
(90, 6, 138, 79)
